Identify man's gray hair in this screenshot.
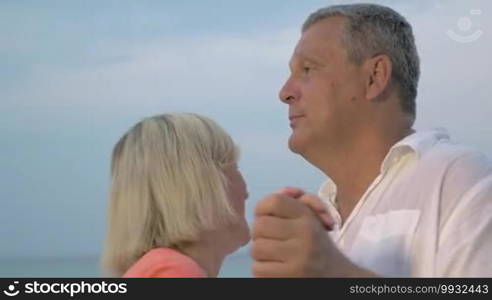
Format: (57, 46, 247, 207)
(303, 4, 420, 118)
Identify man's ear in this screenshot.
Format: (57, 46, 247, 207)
(364, 54, 392, 101)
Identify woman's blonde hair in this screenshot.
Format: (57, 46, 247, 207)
(102, 113, 239, 276)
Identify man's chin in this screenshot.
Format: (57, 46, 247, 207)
(288, 134, 304, 154)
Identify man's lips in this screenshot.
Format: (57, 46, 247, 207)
(289, 115, 305, 128)
(289, 115, 305, 121)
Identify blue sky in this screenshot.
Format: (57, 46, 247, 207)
(1, 0, 491, 260)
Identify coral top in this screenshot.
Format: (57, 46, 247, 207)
(123, 248, 206, 278)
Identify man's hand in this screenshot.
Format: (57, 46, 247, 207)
(251, 187, 375, 277)
(276, 186, 334, 230)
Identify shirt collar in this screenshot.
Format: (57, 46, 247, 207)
(380, 127, 449, 172)
(318, 128, 450, 205)
(318, 176, 337, 205)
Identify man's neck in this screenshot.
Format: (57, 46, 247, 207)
(310, 126, 414, 223)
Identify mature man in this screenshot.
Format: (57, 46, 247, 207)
(252, 4, 492, 277)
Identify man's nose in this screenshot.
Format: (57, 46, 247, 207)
(278, 77, 299, 104)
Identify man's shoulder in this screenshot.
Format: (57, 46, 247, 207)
(424, 140, 492, 215)
(421, 138, 491, 171)
(408, 137, 492, 195)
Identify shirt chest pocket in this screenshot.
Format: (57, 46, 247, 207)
(347, 210, 420, 277)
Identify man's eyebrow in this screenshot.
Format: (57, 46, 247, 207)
(293, 51, 325, 67)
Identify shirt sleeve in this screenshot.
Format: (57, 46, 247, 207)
(439, 152, 492, 230)
(436, 174, 492, 277)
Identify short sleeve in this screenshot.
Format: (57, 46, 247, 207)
(146, 259, 207, 278)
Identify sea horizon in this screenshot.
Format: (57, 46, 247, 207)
(0, 248, 252, 278)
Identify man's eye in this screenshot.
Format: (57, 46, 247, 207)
(302, 66, 312, 74)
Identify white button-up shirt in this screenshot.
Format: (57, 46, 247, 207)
(318, 129, 492, 277)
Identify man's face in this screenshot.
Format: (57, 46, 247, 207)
(279, 17, 366, 157)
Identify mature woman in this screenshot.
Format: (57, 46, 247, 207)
(102, 113, 250, 277)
